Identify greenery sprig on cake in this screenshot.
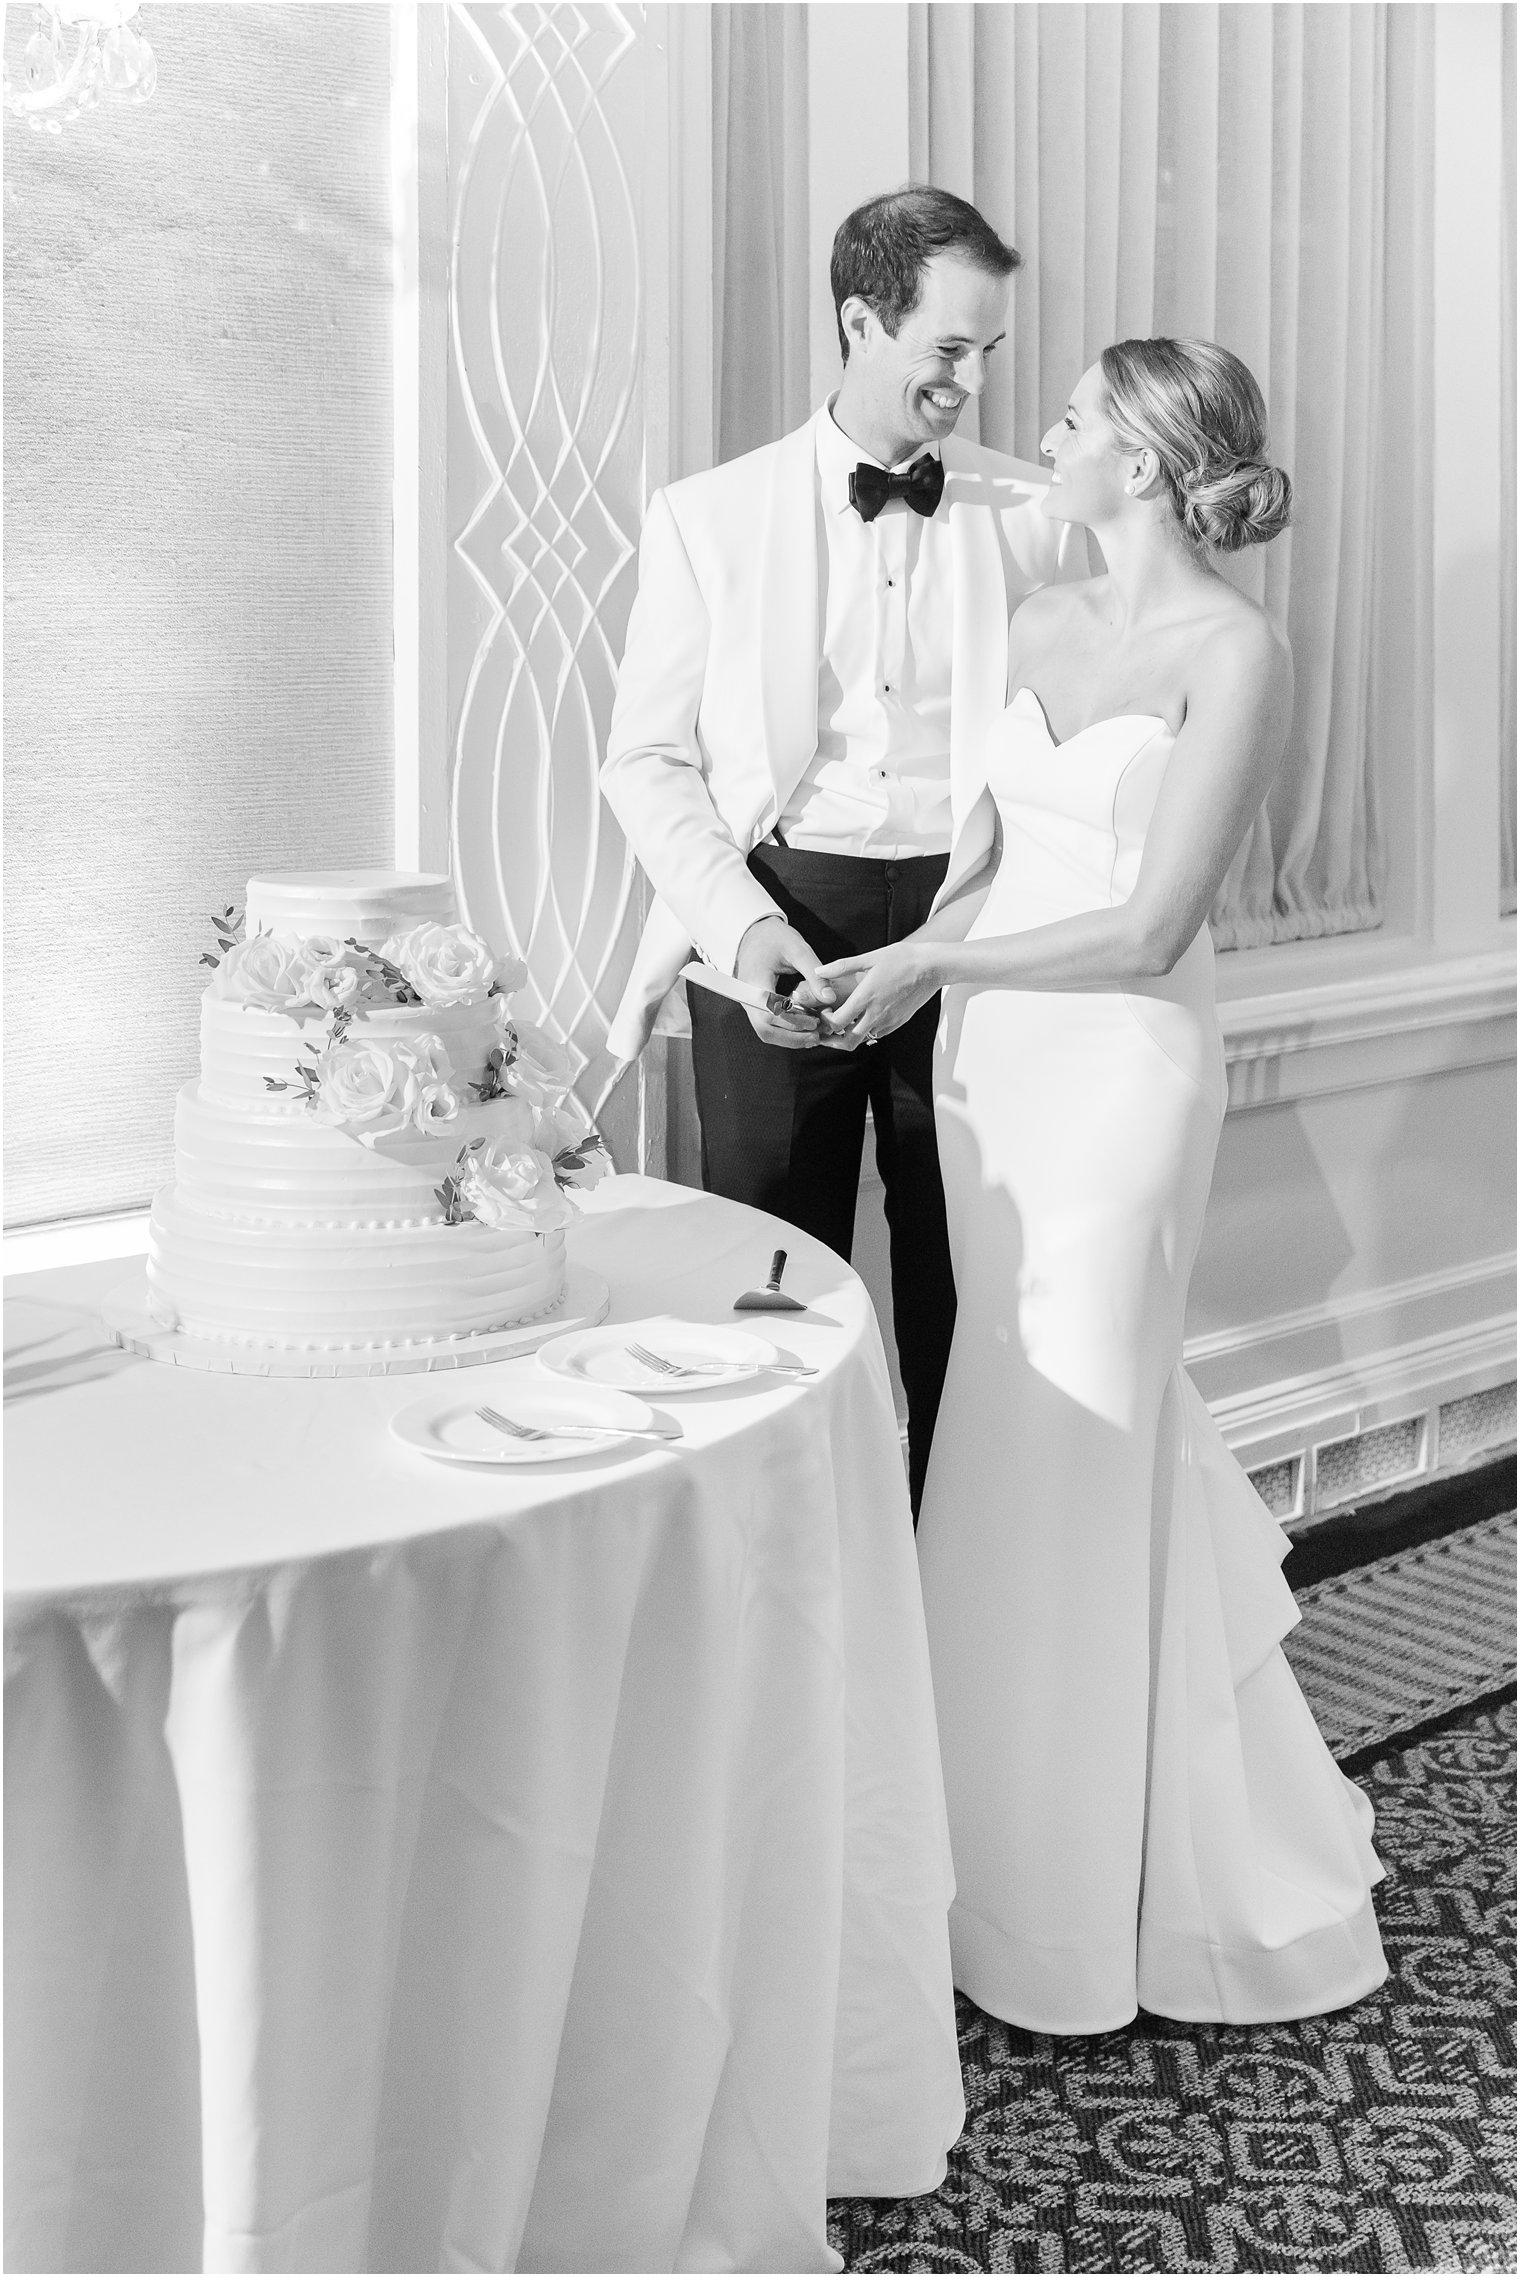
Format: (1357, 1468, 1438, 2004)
(435, 1129, 612, 1233)
(206, 912, 611, 1210)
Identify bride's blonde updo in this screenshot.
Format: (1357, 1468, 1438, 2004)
(1099, 337, 1292, 553)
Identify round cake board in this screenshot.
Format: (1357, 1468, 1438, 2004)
(100, 1264, 611, 1381)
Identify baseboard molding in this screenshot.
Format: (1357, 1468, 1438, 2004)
(1202, 1297, 1517, 1524)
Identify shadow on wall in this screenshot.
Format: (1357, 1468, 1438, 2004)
(1186, 1096, 1359, 1351)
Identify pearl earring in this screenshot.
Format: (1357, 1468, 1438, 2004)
(1124, 481, 1136, 495)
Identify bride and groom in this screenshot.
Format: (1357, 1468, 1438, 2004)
(602, 185, 1386, 2036)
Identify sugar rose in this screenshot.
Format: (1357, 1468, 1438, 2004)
(405, 1034, 460, 1135)
(380, 921, 496, 1008)
(509, 1019, 577, 1113)
(211, 930, 307, 1008)
(457, 1140, 574, 1231)
(294, 935, 363, 1012)
(312, 1034, 456, 1141)
(529, 1102, 612, 1191)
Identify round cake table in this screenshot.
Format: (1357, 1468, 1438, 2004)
(4, 1176, 963, 2275)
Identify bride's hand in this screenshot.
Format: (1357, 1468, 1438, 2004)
(814, 942, 940, 1048)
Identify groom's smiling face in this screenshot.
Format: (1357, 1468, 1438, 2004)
(838, 253, 1010, 466)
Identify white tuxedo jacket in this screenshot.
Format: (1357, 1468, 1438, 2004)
(600, 414, 1084, 1063)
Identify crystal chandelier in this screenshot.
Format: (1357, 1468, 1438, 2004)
(2, 0, 157, 132)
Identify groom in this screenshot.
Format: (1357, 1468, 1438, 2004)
(601, 185, 1081, 1513)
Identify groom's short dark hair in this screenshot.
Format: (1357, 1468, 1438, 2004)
(832, 185, 1021, 362)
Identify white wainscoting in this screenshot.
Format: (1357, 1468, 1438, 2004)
(853, 943, 1518, 1525)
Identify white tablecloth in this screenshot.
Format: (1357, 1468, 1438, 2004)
(4, 1177, 962, 2274)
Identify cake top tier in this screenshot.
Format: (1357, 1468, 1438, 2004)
(245, 871, 457, 944)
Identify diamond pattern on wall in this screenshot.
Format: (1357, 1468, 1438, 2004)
(447, 2, 647, 1128)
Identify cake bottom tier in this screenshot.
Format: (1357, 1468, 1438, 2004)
(147, 1186, 567, 1352)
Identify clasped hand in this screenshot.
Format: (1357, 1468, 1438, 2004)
(734, 917, 938, 1050)
(794, 940, 940, 1048)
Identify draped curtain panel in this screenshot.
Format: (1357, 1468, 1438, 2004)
(908, 1, 1430, 949)
(1501, 1, 1516, 918)
(713, 5, 1447, 951)
(712, 4, 811, 464)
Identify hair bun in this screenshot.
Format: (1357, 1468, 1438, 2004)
(1099, 340, 1292, 553)
(1182, 457, 1292, 553)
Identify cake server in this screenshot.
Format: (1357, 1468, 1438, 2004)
(734, 1249, 807, 1314)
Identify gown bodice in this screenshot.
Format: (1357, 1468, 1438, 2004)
(968, 686, 1223, 1097)
(975, 685, 1180, 934)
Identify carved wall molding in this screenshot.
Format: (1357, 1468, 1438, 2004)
(445, 1, 651, 1145)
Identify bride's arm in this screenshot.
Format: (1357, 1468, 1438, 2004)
(819, 617, 1292, 1034)
(791, 820, 998, 1018)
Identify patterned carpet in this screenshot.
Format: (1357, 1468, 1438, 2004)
(828, 1513, 1518, 2275)
(1282, 1512, 1517, 1762)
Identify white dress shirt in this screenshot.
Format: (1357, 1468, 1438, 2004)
(775, 401, 956, 859)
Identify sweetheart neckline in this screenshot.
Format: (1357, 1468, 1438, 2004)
(1010, 684, 1173, 750)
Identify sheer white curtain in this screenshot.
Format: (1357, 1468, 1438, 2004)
(909, 1, 1429, 947)
(711, 4, 1445, 949)
(712, 4, 810, 465)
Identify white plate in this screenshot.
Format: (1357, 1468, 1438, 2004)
(390, 1378, 664, 1465)
(536, 1318, 779, 1394)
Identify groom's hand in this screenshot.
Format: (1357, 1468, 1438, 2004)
(734, 917, 836, 1049)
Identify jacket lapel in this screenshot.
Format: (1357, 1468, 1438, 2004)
(755, 419, 820, 820)
(945, 444, 1010, 836)
(937, 442, 1012, 909)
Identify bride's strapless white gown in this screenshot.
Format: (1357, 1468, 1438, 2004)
(919, 686, 1388, 2035)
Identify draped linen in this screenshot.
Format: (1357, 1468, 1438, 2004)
(907, 1, 1429, 947)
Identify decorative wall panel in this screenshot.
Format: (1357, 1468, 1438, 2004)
(446, 2, 648, 1145)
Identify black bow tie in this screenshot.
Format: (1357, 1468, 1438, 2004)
(848, 454, 945, 524)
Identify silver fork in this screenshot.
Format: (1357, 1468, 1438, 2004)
(476, 1402, 674, 1445)
(625, 1338, 816, 1381)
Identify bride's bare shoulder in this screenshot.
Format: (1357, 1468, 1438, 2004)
(1194, 585, 1292, 691)
(1009, 575, 1106, 649)
(1185, 588, 1293, 742)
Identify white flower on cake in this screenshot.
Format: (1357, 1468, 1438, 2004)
(209, 930, 309, 1008)
(455, 1139, 575, 1231)
(507, 1019, 578, 1114)
(530, 1101, 613, 1192)
(405, 1034, 463, 1136)
(378, 921, 497, 1008)
(293, 936, 365, 1013)
(310, 1032, 460, 1143)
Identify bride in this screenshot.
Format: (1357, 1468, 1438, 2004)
(815, 337, 1388, 2035)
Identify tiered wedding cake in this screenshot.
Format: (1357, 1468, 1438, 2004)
(146, 871, 604, 1354)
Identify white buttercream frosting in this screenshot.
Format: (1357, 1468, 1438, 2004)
(148, 871, 569, 1350)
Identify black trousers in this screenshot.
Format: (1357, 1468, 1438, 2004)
(687, 842, 956, 1517)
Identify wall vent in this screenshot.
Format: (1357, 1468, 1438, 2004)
(1438, 1380, 1517, 1468)
(1247, 1455, 1302, 1520)
(1314, 1415, 1426, 1508)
